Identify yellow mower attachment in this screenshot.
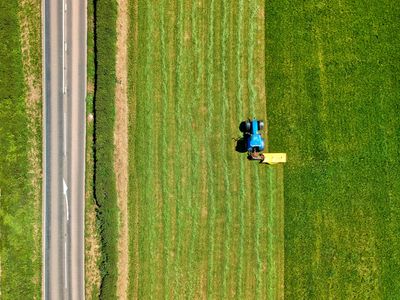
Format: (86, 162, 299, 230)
(260, 153, 287, 165)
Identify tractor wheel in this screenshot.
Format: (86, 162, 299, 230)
(245, 120, 251, 132)
(258, 120, 264, 130)
(239, 121, 251, 133)
(239, 121, 246, 132)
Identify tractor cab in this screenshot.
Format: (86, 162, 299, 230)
(247, 119, 265, 152)
(239, 118, 265, 153)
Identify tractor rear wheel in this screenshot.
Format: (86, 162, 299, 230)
(258, 120, 264, 130)
(245, 120, 251, 132)
(239, 120, 251, 133)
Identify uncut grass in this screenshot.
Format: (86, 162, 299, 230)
(128, 0, 276, 298)
(265, 0, 400, 298)
(0, 1, 40, 298)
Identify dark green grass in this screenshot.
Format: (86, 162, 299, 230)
(265, 0, 400, 297)
(0, 1, 38, 298)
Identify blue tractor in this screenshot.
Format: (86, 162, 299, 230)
(237, 118, 265, 159)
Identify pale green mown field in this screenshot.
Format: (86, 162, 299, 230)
(266, 0, 400, 298)
(127, 0, 284, 298)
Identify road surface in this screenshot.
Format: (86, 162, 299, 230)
(42, 0, 86, 299)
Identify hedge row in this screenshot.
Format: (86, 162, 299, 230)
(93, 0, 118, 298)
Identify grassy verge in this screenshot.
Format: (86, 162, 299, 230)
(85, 0, 101, 298)
(0, 1, 41, 298)
(265, 0, 400, 297)
(127, 1, 282, 298)
(93, 0, 118, 298)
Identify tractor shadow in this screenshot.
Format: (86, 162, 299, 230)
(234, 121, 251, 153)
(234, 135, 249, 153)
(239, 121, 249, 133)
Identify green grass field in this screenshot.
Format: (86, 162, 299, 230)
(127, 0, 284, 298)
(265, 0, 400, 297)
(0, 1, 41, 298)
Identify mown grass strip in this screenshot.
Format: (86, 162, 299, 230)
(143, 2, 157, 296)
(127, 0, 140, 298)
(172, 0, 185, 295)
(92, 0, 118, 298)
(205, 0, 217, 297)
(186, 1, 202, 297)
(159, 1, 172, 298)
(247, 1, 257, 117)
(246, 2, 263, 297)
(235, 1, 245, 298)
(220, 0, 232, 298)
(267, 167, 277, 298)
(126, 0, 274, 297)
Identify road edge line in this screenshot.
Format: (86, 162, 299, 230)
(41, 0, 47, 298)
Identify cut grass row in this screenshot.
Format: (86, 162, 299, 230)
(265, 0, 400, 297)
(186, 1, 202, 297)
(127, 0, 282, 298)
(220, 2, 232, 297)
(205, 1, 216, 297)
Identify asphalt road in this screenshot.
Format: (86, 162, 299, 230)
(42, 0, 86, 299)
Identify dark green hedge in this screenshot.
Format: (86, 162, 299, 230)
(93, 0, 118, 298)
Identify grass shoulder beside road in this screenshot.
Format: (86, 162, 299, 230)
(265, 0, 400, 297)
(85, 0, 101, 298)
(0, 1, 41, 298)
